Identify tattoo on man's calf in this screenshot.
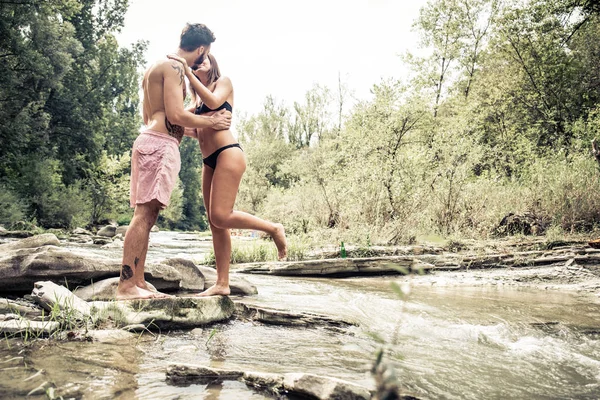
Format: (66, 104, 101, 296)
(121, 265, 134, 281)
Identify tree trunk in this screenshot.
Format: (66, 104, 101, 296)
(592, 139, 600, 167)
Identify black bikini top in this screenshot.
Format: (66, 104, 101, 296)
(195, 101, 233, 114)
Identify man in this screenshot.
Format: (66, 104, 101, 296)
(116, 23, 231, 300)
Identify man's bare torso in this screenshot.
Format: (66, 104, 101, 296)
(142, 60, 186, 142)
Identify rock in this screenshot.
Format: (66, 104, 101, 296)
(0, 298, 44, 319)
(494, 212, 546, 236)
(166, 364, 373, 400)
(197, 265, 258, 295)
(190, 328, 203, 336)
(30, 281, 93, 321)
(115, 226, 128, 236)
(167, 364, 244, 383)
(102, 240, 123, 249)
(74, 277, 158, 301)
(151, 225, 160, 232)
(163, 258, 206, 291)
(72, 228, 93, 236)
(0, 245, 119, 292)
(234, 302, 357, 329)
(0, 319, 60, 336)
(282, 373, 371, 400)
(589, 238, 600, 249)
(237, 257, 425, 277)
(0, 230, 34, 238)
(0, 233, 60, 252)
(121, 324, 147, 332)
(77, 329, 136, 343)
(97, 225, 117, 237)
(91, 295, 235, 329)
(144, 263, 183, 290)
(67, 235, 93, 243)
(113, 233, 124, 241)
(0, 245, 185, 293)
(92, 236, 112, 245)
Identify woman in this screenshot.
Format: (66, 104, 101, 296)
(168, 53, 287, 297)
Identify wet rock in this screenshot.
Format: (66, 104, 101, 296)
(151, 225, 160, 232)
(73, 329, 136, 343)
(283, 373, 371, 400)
(166, 364, 373, 400)
(167, 364, 244, 383)
(73, 277, 158, 301)
(234, 302, 357, 330)
(0, 233, 59, 252)
(91, 295, 235, 329)
(96, 225, 117, 237)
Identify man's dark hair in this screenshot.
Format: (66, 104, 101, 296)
(180, 23, 216, 51)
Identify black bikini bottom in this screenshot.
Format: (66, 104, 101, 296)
(202, 143, 242, 169)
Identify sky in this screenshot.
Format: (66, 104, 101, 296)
(116, 0, 429, 120)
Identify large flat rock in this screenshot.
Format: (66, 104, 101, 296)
(91, 295, 235, 329)
(0, 240, 185, 293)
(237, 256, 428, 277)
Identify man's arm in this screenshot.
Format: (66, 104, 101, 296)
(186, 70, 233, 109)
(163, 61, 231, 129)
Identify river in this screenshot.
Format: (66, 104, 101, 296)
(1, 231, 599, 399)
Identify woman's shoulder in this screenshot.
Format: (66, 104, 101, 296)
(216, 75, 232, 86)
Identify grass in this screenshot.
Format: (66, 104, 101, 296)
(204, 237, 309, 265)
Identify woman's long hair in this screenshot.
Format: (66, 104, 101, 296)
(191, 53, 221, 105)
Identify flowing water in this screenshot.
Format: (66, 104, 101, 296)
(1, 231, 599, 399)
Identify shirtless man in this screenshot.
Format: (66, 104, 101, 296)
(116, 23, 231, 300)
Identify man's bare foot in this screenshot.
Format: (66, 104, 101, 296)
(196, 284, 231, 297)
(116, 285, 171, 300)
(272, 223, 287, 260)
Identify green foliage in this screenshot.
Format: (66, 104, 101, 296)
(0, 0, 145, 229)
(175, 138, 207, 231)
(0, 185, 26, 226)
(204, 238, 308, 265)
(158, 178, 184, 229)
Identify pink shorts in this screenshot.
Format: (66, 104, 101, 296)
(130, 130, 181, 210)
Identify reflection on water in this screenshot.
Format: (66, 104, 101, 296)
(1, 231, 599, 399)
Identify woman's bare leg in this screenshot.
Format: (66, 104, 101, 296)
(199, 166, 231, 296)
(210, 148, 287, 259)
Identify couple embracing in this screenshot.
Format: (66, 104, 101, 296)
(116, 23, 287, 300)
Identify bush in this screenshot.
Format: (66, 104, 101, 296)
(0, 185, 26, 227)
